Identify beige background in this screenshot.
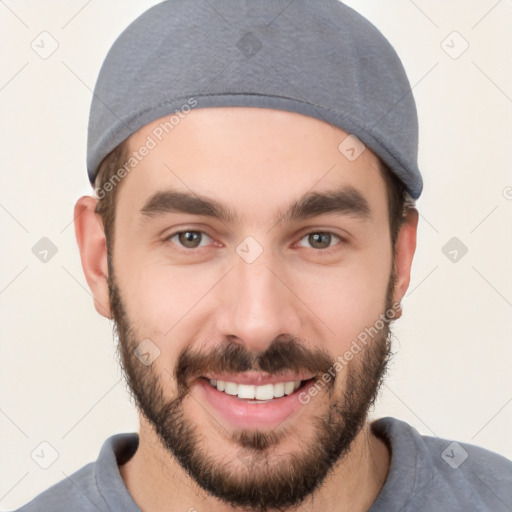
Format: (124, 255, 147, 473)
(1, 0, 511, 509)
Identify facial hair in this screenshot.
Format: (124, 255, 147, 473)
(108, 262, 396, 512)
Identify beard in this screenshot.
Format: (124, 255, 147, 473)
(108, 259, 396, 512)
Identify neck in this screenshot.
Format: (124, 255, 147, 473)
(119, 417, 390, 512)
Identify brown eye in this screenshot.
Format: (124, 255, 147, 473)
(168, 231, 211, 249)
(298, 232, 340, 249)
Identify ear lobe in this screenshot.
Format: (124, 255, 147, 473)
(74, 196, 111, 318)
(391, 207, 419, 313)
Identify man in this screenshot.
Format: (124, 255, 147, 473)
(16, 1, 512, 511)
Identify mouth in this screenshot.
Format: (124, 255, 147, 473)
(204, 377, 313, 403)
(195, 374, 318, 429)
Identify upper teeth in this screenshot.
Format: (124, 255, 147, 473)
(209, 379, 301, 400)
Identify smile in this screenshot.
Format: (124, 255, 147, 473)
(197, 373, 317, 428)
(208, 379, 302, 401)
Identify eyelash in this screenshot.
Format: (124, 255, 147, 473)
(164, 230, 344, 251)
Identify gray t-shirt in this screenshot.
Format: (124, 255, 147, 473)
(14, 417, 512, 511)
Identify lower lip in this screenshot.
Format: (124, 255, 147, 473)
(196, 378, 314, 430)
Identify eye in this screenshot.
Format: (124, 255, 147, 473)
(297, 232, 342, 250)
(167, 230, 213, 249)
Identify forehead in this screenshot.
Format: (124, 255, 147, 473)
(117, 107, 388, 222)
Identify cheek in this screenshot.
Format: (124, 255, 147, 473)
(114, 255, 216, 341)
(292, 250, 392, 346)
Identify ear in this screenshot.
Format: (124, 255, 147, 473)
(74, 196, 111, 318)
(391, 207, 419, 318)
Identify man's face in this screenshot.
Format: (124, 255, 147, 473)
(106, 108, 400, 510)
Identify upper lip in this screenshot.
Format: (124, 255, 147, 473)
(203, 372, 315, 386)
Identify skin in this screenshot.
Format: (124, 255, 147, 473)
(74, 107, 418, 512)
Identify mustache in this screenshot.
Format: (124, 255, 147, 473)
(174, 334, 335, 392)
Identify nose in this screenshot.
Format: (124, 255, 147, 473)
(214, 254, 303, 354)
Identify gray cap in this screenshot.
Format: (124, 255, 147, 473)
(87, 0, 422, 199)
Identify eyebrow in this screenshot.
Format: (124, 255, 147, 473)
(139, 185, 372, 225)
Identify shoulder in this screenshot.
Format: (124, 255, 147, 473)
(371, 417, 512, 511)
(14, 433, 139, 512)
(14, 462, 103, 512)
(420, 429, 512, 504)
